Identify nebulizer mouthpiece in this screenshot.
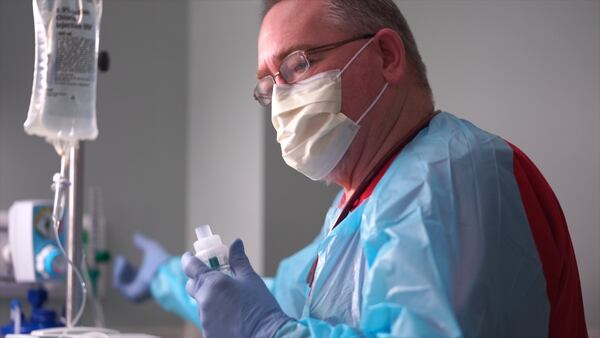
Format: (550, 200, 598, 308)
(193, 225, 231, 274)
(194, 225, 213, 240)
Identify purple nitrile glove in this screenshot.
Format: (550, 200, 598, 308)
(181, 239, 290, 338)
(113, 233, 171, 302)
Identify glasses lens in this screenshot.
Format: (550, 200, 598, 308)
(254, 77, 274, 106)
(280, 51, 310, 83)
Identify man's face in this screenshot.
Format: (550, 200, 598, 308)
(257, 0, 384, 124)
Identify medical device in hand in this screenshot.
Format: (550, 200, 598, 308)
(193, 225, 232, 275)
(25, 0, 103, 150)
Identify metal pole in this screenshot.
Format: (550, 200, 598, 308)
(66, 143, 84, 327)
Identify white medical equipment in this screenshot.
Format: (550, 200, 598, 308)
(194, 225, 232, 275)
(0, 201, 92, 334)
(8, 201, 66, 283)
(10, 301, 22, 335)
(0, 198, 132, 336)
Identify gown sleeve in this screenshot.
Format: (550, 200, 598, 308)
(150, 257, 202, 328)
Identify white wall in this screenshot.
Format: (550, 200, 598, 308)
(187, 0, 264, 274)
(397, 0, 600, 332)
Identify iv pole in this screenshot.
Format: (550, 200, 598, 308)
(66, 143, 84, 327)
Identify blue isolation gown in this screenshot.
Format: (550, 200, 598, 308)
(151, 112, 557, 337)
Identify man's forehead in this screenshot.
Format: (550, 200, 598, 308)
(266, 38, 318, 64)
(256, 40, 312, 79)
(257, 0, 337, 77)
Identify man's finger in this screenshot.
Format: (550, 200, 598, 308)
(185, 278, 198, 295)
(229, 239, 254, 277)
(181, 252, 212, 278)
(113, 255, 135, 284)
(133, 232, 153, 251)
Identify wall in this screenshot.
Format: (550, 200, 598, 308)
(186, 0, 264, 273)
(0, 0, 188, 332)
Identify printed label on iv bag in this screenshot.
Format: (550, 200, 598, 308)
(25, 0, 103, 145)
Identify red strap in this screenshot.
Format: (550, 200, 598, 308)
(306, 152, 398, 290)
(508, 142, 587, 338)
(338, 155, 396, 211)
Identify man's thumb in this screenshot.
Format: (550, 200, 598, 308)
(229, 239, 253, 276)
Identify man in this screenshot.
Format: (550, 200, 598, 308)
(118, 0, 588, 337)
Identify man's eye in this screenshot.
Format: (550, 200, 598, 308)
(289, 60, 308, 74)
(293, 63, 307, 73)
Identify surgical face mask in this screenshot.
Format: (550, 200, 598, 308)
(271, 38, 389, 181)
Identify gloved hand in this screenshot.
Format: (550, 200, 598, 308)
(181, 239, 290, 338)
(113, 233, 171, 302)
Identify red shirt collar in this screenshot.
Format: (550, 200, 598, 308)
(338, 153, 398, 211)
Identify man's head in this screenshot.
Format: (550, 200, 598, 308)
(258, 0, 433, 188)
(259, 0, 430, 96)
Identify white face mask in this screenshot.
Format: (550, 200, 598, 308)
(271, 38, 389, 181)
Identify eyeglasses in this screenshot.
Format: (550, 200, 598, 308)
(253, 33, 376, 106)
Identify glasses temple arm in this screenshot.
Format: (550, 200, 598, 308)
(306, 33, 375, 56)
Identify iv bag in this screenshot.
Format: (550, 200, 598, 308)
(25, 0, 103, 148)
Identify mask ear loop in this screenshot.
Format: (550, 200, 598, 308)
(335, 36, 388, 124)
(337, 38, 376, 78)
(356, 82, 389, 124)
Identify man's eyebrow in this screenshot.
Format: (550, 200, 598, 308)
(256, 42, 315, 79)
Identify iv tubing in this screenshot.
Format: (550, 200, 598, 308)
(52, 146, 87, 328)
(52, 220, 86, 327)
(81, 252, 105, 327)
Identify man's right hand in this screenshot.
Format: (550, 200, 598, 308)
(113, 233, 171, 302)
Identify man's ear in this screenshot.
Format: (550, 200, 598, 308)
(374, 28, 407, 84)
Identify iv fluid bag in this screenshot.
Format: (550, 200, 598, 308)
(25, 0, 103, 146)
